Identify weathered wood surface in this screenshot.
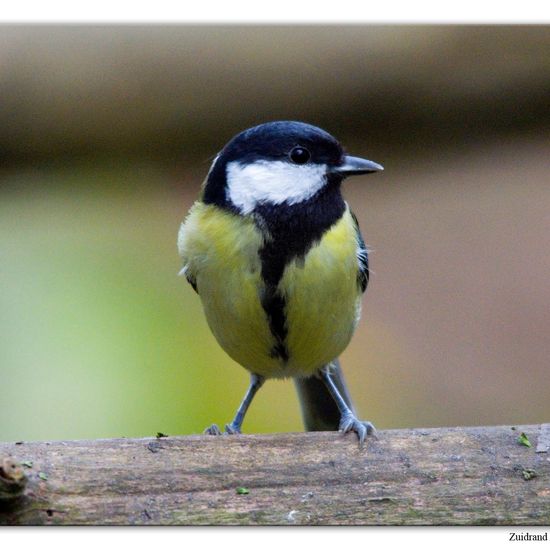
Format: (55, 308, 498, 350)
(0, 424, 549, 526)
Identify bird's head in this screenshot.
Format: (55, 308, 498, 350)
(202, 121, 383, 215)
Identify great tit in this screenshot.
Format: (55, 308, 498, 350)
(178, 121, 383, 443)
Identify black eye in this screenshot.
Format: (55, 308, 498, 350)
(289, 146, 311, 165)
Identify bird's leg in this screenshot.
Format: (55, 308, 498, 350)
(204, 374, 265, 435)
(319, 364, 376, 445)
(224, 374, 265, 434)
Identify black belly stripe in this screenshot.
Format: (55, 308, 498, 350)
(261, 287, 289, 361)
(255, 178, 346, 363)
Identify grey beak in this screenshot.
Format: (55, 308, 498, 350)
(332, 155, 384, 176)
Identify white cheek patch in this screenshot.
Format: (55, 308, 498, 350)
(226, 160, 328, 214)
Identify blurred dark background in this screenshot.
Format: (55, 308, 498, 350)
(1, 25, 549, 442)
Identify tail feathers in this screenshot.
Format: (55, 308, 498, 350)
(293, 360, 355, 432)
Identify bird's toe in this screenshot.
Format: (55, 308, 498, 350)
(224, 423, 241, 435)
(204, 424, 223, 436)
(339, 412, 377, 446)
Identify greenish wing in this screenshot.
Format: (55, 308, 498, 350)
(180, 265, 198, 294)
(351, 211, 369, 293)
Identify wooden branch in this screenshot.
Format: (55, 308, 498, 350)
(1, 424, 548, 525)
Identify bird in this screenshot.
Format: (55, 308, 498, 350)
(177, 121, 383, 444)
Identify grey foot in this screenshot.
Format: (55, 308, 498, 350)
(339, 411, 377, 445)
(204, 424, 223, 435)
(224, 423, 241, 435)
(203, 423, 241, 435)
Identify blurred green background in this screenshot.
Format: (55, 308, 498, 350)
(1, 25, 549, 442)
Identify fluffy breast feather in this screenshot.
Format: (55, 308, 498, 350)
(178, 202, 364, 378)
(178, 202, 275, 370)
(280, 208, 363, 373)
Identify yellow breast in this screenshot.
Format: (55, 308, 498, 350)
(280, 208, 362, 375)
(178, 202, 362, 378)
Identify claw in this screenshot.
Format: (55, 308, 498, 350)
(224, 423, 241, 435)
(204, 422, 243, 436)
(338, 412, 377, 446)
(340, 415, 354, 433)
(204, 424, 223, 436)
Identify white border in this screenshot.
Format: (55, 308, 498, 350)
(1, 526, 548, 549)
(0, 1, 549, 23)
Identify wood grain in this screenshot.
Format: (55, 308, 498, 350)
(1, 424, 548, 525)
